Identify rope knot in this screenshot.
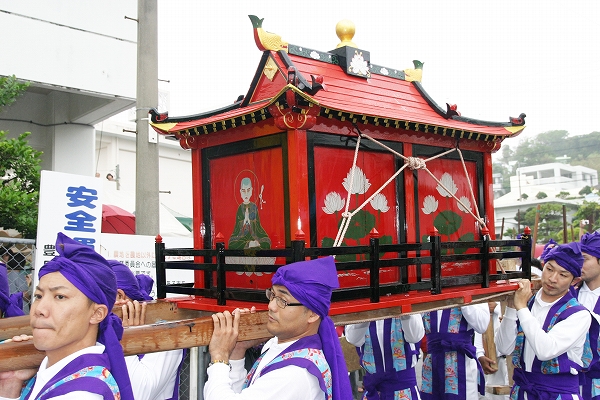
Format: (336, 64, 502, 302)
(406, 157, 426, 170)
(341, 211, 351, 218)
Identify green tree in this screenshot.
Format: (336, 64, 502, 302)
(511, 130, 569, 168)
(579, 186, 592, 196)
(536, 192, 548, 199)
(0, 76, 40, 238)
(0, 75, 28, 108)
(556, 191, 570, 199)
(574, 201, 600, 232)
(518, 203, 576, 244)
(504, 227, 518, 239)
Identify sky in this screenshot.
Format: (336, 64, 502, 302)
(156, 0, 599, 152)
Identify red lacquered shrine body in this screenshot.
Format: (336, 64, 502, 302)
(151, 17, 530, 318)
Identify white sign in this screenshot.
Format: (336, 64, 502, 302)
(33, 171, 194, 299)
(99, 234, 194, 298)
(34, 171, 103, 275)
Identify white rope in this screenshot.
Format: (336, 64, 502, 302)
(332, 128, 487, 248)
(333, 135, 362, 248)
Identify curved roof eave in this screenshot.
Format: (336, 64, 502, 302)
(150, 84, 524, 142)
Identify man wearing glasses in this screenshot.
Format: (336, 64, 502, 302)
(203, 256, 352, 400)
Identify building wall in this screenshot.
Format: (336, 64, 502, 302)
(95, 116, 193, 218)
(0, 1, 137, 99)
(0, 1, 137, 177)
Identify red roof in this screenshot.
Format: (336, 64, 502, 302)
(151, 44, 525, 143)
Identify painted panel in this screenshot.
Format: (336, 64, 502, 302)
(313, 146, 400, 288)
(416, 158, 481, 276)
(209, 147, 286, 289)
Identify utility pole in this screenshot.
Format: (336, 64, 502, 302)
(135, 0, 160, 235)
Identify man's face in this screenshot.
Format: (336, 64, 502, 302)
(541, 261, 574, 301)
(30, 271, 98, 364)
(582, 252, 600, 284)
(266, 284, 315, 343)
(240, 183, 252, 204)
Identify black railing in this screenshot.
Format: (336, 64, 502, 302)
(155, 233, 532, 305)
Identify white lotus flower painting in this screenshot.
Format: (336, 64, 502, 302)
(322, 192, 346, 215)
(457, 196, 472, 213)
(342, 166, 371, 195)
(421, 195, 438, 215)
(436, 173, 458, 197)
(370, 193, 390, 213)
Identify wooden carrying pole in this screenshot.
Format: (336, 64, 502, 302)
(0, 309, 270, 373)
(0, 291, 516, 372)
(563, 205, 568, 243)
(531, 204, 540, 258)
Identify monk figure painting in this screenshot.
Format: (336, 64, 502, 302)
(228, 176, 271, 250)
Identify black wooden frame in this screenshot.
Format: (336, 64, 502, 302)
(155, 234, 532, 305)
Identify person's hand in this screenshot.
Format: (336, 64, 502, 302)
(478, 356, 498, 374)
(120, 300, 147, 327)
(208, 310, 241, 362)
(228, 307, 271, 360)
(0, 366, 37, 397)
(513, 279, 532, 311)
(1, 334, 33, 344)
(487, 301, 497, 314)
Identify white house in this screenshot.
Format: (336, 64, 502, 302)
(494, 162, 598, 238)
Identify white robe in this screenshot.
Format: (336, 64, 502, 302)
(474, 303, 509, 400)
(0, 345, 107, 400)
(495, 291, 591, 400)
(577, 282, 600, 323)
(125, 349, 184, 400)
(203, 337, 324, 400)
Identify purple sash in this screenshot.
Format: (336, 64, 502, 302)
(421, 308, 484, 399)
(245, 334, 329, 395)
(427, 331, 484, 397)
(512, 368, 579, 400)
(363, 369, 417, 400)
(22, 353, 118, 399)
(516, 293, 588, 374)
(360, 319, 419, 399)
(577, 288, 600, 399)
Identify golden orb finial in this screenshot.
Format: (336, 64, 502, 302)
(335, 19, 357, 48)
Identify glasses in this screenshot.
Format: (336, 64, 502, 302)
(266, 288, 303, 309)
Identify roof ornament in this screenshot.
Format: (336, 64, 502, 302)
(331, 19, 371, 79)
(248, 15, 288, 52)
(510, 113, 527, 126)
(335, 19, 358, 49)
(445, 103, 461, 119)
(403, 60, 424, 82)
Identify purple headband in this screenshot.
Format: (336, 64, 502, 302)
(108, 260, 153, 301)
(0, 262, 24, 317)
(272, 257, 351, 400)
(581, 231, 600, 260)
(39, 233, 134, 400)
(540, 238, 558, 261)
(543, 242, 583, 277)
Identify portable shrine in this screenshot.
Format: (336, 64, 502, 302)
(149, 17, 531, 317)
